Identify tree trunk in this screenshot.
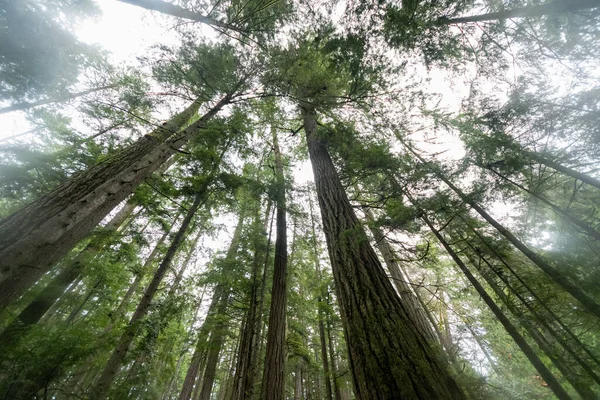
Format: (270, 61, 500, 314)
(233, 200, 271, 400)
(0, 92, 234, 307)
(179, 287, 224, 400)
(325, 300, 342, 400)
(418, 210, 572, 400)
(261, 129, 289, 400)
(465, 246, 598, 398)
(197, 292, 230, 400)
(308, 193, 334, 400)
(302, 106, 464, 399)
(489, 168, 600, 240)
(361, 206, 439, 343)
(443, 0, 600, 24)
(181, 211, 245, 399)
(0, 84, 117, 114)
(408, 147, 600, 319)
(0, 199, 136, 347)
(118, 0, 243, 32)
(88, 190, 207, 399)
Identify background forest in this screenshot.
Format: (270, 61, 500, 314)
(0, 0, 599, 399)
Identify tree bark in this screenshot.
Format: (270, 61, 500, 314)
(302, 107, 464, 399)
(418, 210, 572, 400)
(88, 190, 206, 399)
(443, 0, 600, 24)
(260, 129, 289, 400)
(179, 286, 224, 400)
(233, 200, 271, 400)
(197, 292, 230, 400)
(0, 199, 137, 347)
(0, 93, 233, 307)
(308, 193, 334, 400)
(361, 206, 439, 343)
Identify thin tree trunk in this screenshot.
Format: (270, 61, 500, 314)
(407, 147, 600, 319)
(294, 363, 303, 400)
(233, 200, 272, 400)
(0, 84, 117, 114)
(249, 205, 275, 400)
(463, 217, 600, 370)
(443, 0, 600, 24)
(302, 106, 464, 399)
(179, 287, 224, 400)
(308, 192, 334, 400)
(0, 91, 236, 307)
(197, 292, 230, 400)
(118, 0, 244, 32)
(417, 208, 572, 400)
(88, 190, 207, 399)
(489, 168, 600, 240)
(261, 129, 289, 400)
(325, 300, 342, 400)
(181, 211, 245, 400)
(465, 247, 598, 398)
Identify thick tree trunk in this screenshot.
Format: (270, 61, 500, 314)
(0, 199, 136, 347)
(443, 0, 600, 24)
(0, 84, 117, 114)
(0, 93, 232, 307)
(361, 206, 439, 343)
(88, 190, 206, 399)
(302, 107, 464, 399)
(408, 147, 600, 319)
(418, 211, 572, 400)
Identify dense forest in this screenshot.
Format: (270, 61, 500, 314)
(0, 0, 599, 399)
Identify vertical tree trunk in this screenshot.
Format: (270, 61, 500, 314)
(325, 301, 342, 400)
(180, 211, 245, 399)
(260, 129, 289, 400)
(417, 208, 572, 400)
(308, 193, 334, 400)
(179, 288, 223, 400)
(197, 292, 230, 400)
(88, 190, 207, 399)
(302, 107, 464, 399)
(233, 200, 271, 400)
(0, 93, 233, 307)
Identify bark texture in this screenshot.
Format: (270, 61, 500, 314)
(0, 94, 226, 307)
(260, 129, 288, 400)
(303, 107, 464, 399)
